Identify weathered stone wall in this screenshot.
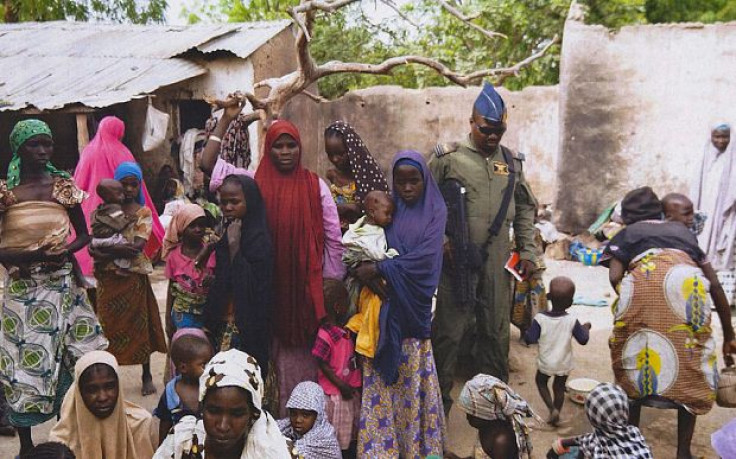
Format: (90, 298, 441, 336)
(282, 84, 560, 205)
(557, 19, 736, 232)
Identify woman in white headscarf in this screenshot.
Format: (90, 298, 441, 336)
(154, 349, 290, 458)
(691, 123, 736, 304)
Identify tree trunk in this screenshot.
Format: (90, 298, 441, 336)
(4, 0, 19, 22)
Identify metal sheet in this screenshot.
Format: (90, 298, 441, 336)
(0, 56, 207, 111)
(196, 20, 292, 58)
(0, 20, 290, 111)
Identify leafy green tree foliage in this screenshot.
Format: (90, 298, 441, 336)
(645, 0, 736, 23)
(581, 0, 646, 28)
(580, 0, 736, 26)
(1, 0, 166, 23)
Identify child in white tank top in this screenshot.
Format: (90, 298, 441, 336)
(524, 276, 591, 426)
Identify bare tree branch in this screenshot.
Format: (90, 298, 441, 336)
(314, 35, 558, 87)
(475, 35, 559, 85)
(302, 90, 330, 103)
(291, 0, 359, 15)
(438, 0, 507, 40)
(317, 55, 469, 86)
(377, 0, 419, 28)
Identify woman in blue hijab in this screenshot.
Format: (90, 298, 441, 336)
(354, 150, 447, 458)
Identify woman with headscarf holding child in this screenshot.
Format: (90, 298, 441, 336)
(0, 120, 108, 455)
(353, 150, 447, 457)
(73, 116, 164, 276)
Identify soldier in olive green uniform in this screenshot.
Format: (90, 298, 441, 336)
(430, 82, 540, 412)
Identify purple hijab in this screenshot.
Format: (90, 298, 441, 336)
(375, 150, 447, 383)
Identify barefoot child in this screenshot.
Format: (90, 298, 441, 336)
(278, 381, 341, 459)
(155, 334, 213, 445)
(524, 276, 591, 426)
(312, 279, 361, 456)
(162, 203, 216, 336)
(343, 190, 398, 358)
(90, 179, 152, 276)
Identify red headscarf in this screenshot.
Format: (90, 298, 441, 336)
(255, 120, 325, 346)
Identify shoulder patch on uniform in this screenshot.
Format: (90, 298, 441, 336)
(513, 151, 526, 161)
(433, 142, 459, 158)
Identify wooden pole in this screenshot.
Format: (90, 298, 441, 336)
(76, 113, 89, 154)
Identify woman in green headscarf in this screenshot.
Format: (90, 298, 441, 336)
(0, 119, 108, 455)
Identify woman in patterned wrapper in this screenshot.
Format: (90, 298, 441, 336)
(89, 162, 167, 397)
(0, 119, 108, 456)
(353, 150, 447, 457)
(603, 186, 736, 459)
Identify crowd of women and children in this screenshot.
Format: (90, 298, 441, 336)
(0, 82, 734, 459)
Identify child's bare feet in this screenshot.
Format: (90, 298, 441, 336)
(547, 408, 560, 426)
(142, 375, 157, 396)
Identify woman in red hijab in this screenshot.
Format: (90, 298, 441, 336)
(200, 96, 345, 416)
(73, 116, 164, 276)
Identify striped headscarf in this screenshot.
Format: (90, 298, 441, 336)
(325, 121, 388, 203)
(7, 119, 70, 189)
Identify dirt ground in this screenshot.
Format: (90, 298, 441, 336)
(0, 260, 733, 457)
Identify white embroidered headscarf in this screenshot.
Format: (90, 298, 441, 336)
(277, 381, 341, 459)
(154, 349, 290, 459)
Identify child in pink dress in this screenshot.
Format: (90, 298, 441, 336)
(162, 204, 216, 335)
(312, 279, 361, 456)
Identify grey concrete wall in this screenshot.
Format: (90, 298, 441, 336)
(281, 84, 560, 205)
(557, 19, 736, 232)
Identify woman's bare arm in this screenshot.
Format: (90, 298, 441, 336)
(66, 205, 91, 254)
(608, 258, 625, 290)
(200, 94, 254, 175)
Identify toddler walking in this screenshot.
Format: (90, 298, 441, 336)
(312, 279, 361, 456)
(343, 190, 397, 357)
(524, 276, 591, 425)
(90, 179, 151, 275)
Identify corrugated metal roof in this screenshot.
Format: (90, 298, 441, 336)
(0, 56, 206, 111)
(196, 20, 292, 59)
(0, 20, 291, 112)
